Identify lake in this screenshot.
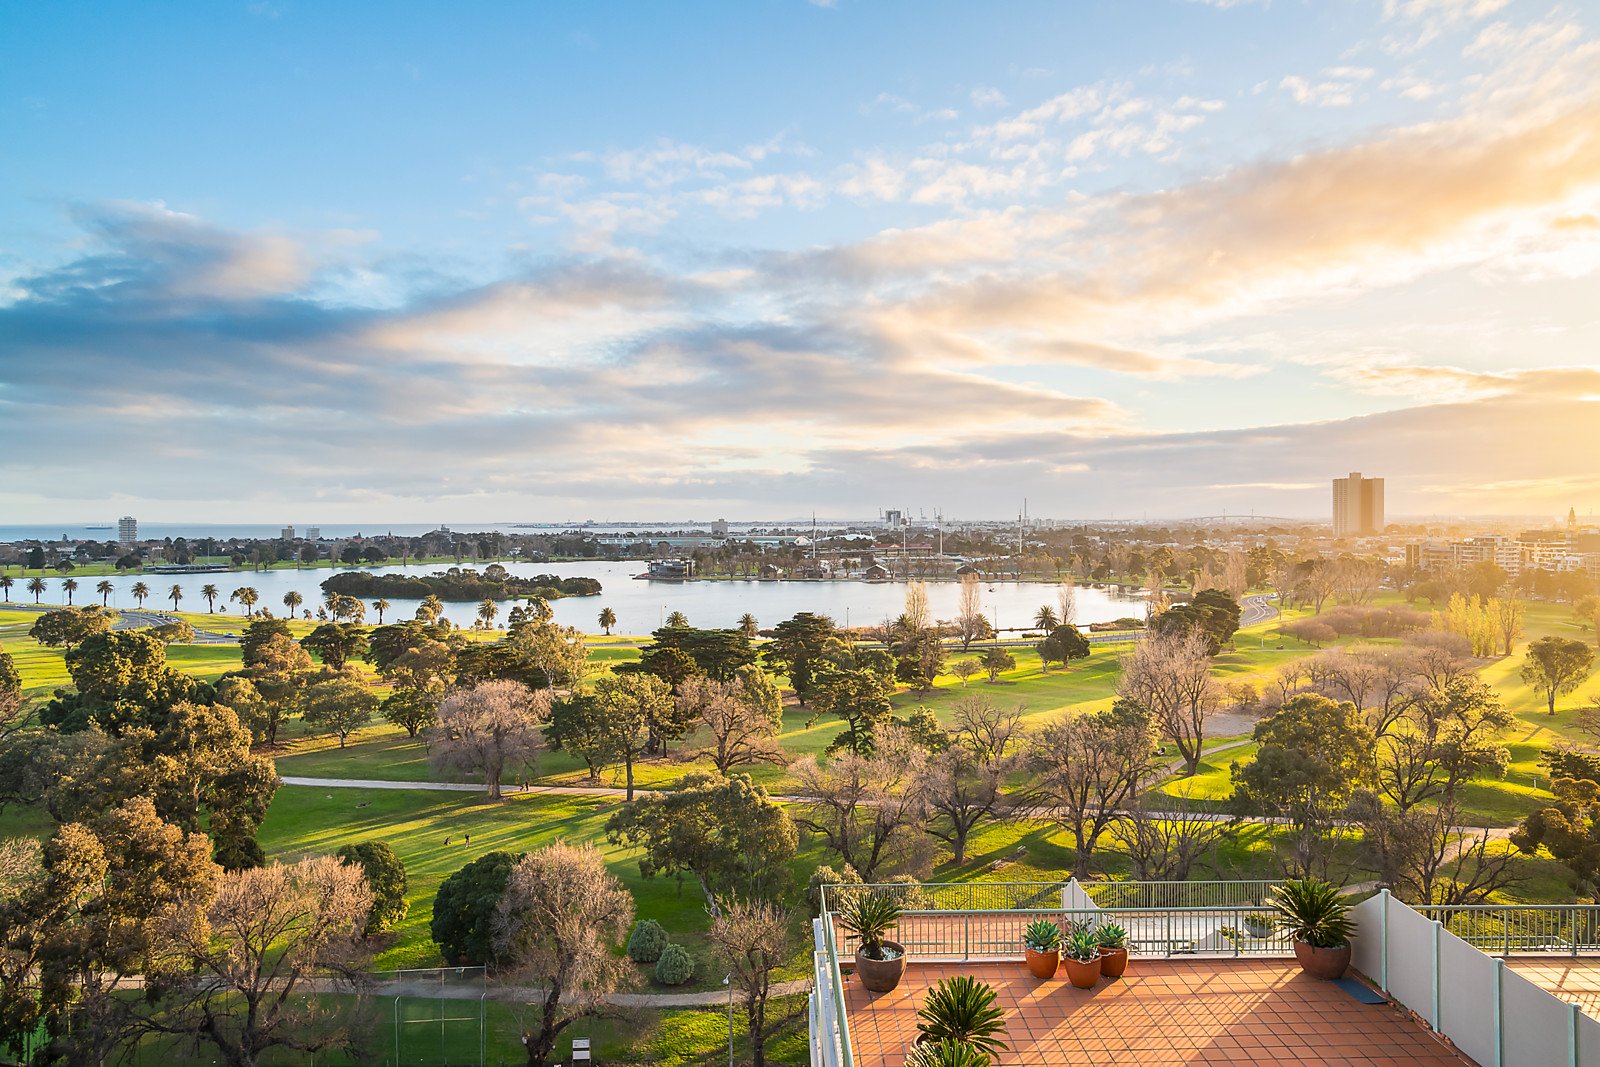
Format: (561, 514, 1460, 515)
(14, 559, 1146, 634)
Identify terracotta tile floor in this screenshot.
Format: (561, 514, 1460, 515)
(841, 959, 1475, 1066)
(1507, 958, 1600, 1017)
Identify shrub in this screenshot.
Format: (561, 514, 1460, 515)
(654, 942, 694, 986)
(881, 874, 929, 910)
(806, 863, 862, 915)
(1022, 919, 1061, 952)
(627, 918, 669, 963)
(1280, 619, 1337, 647)
(431, 851, 522, 966)
(1270, 877, 1353, 948)
(838, 891, 902, 961)
(904, 1041, 992, 1067)
(914, 974, 1008, 1056)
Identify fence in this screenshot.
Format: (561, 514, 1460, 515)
(1352, 891, 1600, 1067)
(1414, 905, 1600, 956)
(374, 967, 488, 1067)
(819, 878, 1279, 916)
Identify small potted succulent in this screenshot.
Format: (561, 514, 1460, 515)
(1062, 924, 1103, 989)
(1270, 877, 1354, 980)
(1244, 912, 1274, 939)
(1022, 919, 1062, 979)
(1095, 922, 1129, 978)
(840, 890, 906, 993)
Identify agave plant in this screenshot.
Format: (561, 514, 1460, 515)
(1023, 918, 1062, 952)
(839, 890, 903, 961)
(904, 1039, 993, 1067)
(1269, 878, 1354, 948)
(915, 975, 1009, 1056)
(1064, 925, 1101, 963)
(1095, 922, 1128, 949)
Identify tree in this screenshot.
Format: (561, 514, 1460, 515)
(1030, 699, 1159, 874)
(545, 694, 615, 781)
(590, 672, 676, 799)
(664, 610, 690, 628)
(492, 843, 636, 1067)
(640, 626, 758, 683)
(0, 575, 12, 602)
(1375, 677, 1511, 813)
(95, 579, 113, 607)
(951, 659, 981, 687)
(26, 576, 45, 604)
(1492, 588, 1525, 656)
(201, 583, 220, 612)
(680, 667, 784, 773)
(0, 798, 218, 1065)
(598, 607, 617, 635)
(239, 618, 294, 665)
(150, 856, 374, 1067)
(0, 647, 22, 739)
(477, 598, 498, 628)
(1057, 580, 1078, 627)
(1575, 596, 1600, 650)
(299, 675, 378, 748)
(26, 546, 46, 570)
(152, 619, 195, 645)
(504, 621, 590, 689)
(43, 630, 215, 735)
(955, 574, 990, 652)
(760, 612, 840, 704)
(29, 606, 113, 649)
(432, 851, 522, 965)
(382, 686, 441, 739)
(430, 680, 550, 799)
(336, 840, 408, 934)
(1033, 605, 1059, 630)
(981, 646, 1014, 682)
(1117, 629, 1220, 776)
(1521, 636, 1595, 715)
(707, 901, 793, 1067)
(1352, 793, 1518, 906)
(920, 697, 1021, 865)
(605, 771, 797, 913)
(128, 580, 149, 607)
(283, 590, 303, 616)
(301, 623, 369, 671)
(789, 731, 929, 881)
(1119, 789, 1226, 882)
(809, 662, 895, 756)
(738, 612, 759, 638)
(1151, 589, 1241, 654)
(61, 577, 78, 605)
(1035, 624, 1090, 672)
(167, 583, 183, 611)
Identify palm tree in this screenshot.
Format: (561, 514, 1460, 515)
(96, 579, 114, 606)
(284, 591, 303, 616)
(373, 599, 390, 625)
(477, 598, 498, 628)
(598, 607, 617, 635)
(62, 578, 78, 605)
(665, 610, 690, 628)
(738, 612, 758, 638)
(168, 584, 183, 611)
(231, 587, 260, 618)
(1033, 605, 1059, 630)
(27, 577, 45, 604)
(201, 584, 220, 612)
(0, 575, 14, 602)
(131, 581, 150, 607)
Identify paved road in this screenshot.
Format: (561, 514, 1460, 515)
(1239, 593, 1279, 628)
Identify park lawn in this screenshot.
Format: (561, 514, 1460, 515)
(256, 785, 827, 985)
(163, 643, 244, 682)
(1154, 743, 1258, 804)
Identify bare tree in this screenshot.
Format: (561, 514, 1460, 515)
(955, 573, 987, 652)
(681, 668, 785, 774)
(153, 856, 374, 1067)
(1222, 550, 1248, 601)
(1119, 791, 1226, 882)
(1118, 629, 1221, 776)
(1029, 701, 1160, 874)
(428, 680, 551, 800)
(1351, 794, 1519, 906)
(493, 842, 636, 1067)
(1493, 587, 1526, 656)
(707, 900, 793, 1067)
(904, 580, 931, 633)
(919, 698, 1021, 865)
(1056, 581, 1077, 628)
(789, 729, 930, 881)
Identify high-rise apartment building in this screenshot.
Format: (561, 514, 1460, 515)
(1332, 472, 1384, 536)
(117, 516, 138, 544)
(281, 525, 296, 540)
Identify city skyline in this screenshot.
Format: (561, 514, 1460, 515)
(3, 1, 1598, 522)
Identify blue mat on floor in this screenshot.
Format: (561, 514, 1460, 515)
(1333, 977, 1387, 1004)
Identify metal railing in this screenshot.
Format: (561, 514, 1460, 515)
(1077, 879, 1279, 910)
(1414, 904, 1600, 957)
(819, 879, 1279, 916)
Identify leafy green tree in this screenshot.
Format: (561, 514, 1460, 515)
(372, 598, 390, 624)
(95, 580, 114, 607)
(591, 673, 676, 799)
(25, 546, 45, 570)
(301, 623, 369, 671)
(299, 676, 378, 748)
(760, 612, 840, 704)
(664, 610, 690, 628)
(129, 581, 148, 607)
(1035, 624, 1091, 672)
(382, 687, 441, 739)
(42, 630, 215, 735)
(1521, 636, 1595, 715)
(638, 626, 756, 682)
(1512, 776, 1600, 891)
(0, 575, 12, 602)
(809, 663, 894, 756)
(1033, 606, 1059, 630)
(239, 618, 294, 665)
(336, 840, 408, 934)
(283, 590, 303, 616)
(1152, 588, 1241, 654)
(26, 577, 45, 604)
(61, 577, 78, 605)
(0, 647, 22, 736)
(29, 606, 113, 649)
(981, 646, 1015, 682)
(431, 851, 523, 965)
(546, 694, 615, 780)
(738, 613, 759, 638)
(636, 644, 699, 690)
(151, 620, 195, 645)
(606, 772, 797, 913)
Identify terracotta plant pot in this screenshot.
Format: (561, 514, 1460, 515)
(855, 941, 907, 993)
(1293, 940, 1351, 980)
(1024, 947, 1060, 979)
(1063, 954, 1103, 990)
(1098, 946, 1128, 978)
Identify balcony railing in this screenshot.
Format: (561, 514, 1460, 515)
(1414, 903, 1600, 956)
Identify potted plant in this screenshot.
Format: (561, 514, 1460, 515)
(840, 890, 906, 993)
(914, 975, 1009, 1056)
(1022, 919, 1062, 979)
(1244, 912, 1274, 939)
(1270, 877, 1354, 980)
(1062, 925, 1103, 989)
(1095, 922, 1129, 978)
(904, 1040, 994, 1067)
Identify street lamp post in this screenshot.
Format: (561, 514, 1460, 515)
(724, 974, 734, 1067)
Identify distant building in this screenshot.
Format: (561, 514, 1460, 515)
(1332, 473, 1384, 536)
(281, 525, 296, 540)
(884, 509, 904, 530)
(305, 526, 322, 540)
(117, 516, 138, 545)
(711, 518, 730, 538)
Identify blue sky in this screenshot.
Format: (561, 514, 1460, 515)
(2, 0, 1599, 522)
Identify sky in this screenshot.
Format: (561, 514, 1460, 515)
(2, 0, 1598, 524)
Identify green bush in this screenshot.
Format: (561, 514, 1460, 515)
(806, 863, 861, 915)
(336, 840, 408, 935)
(431, 851, 522, 966)
(654, 942, 694, 986)
(628, 919, 669, 963)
